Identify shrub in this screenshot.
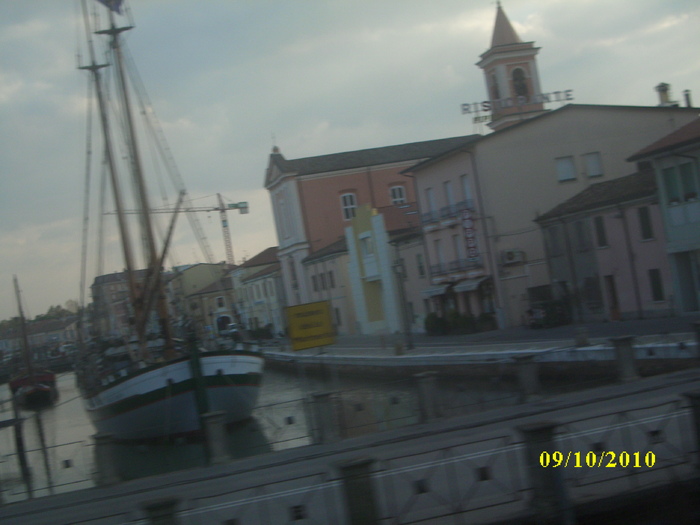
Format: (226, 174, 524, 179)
(424, 312, 448, 336)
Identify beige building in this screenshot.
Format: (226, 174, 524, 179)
(168, 262, 236, 338)
(302, 239, 357, 335)
(231, 247, 285, 335)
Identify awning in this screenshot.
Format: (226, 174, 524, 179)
(420, 284, 451, 298)
(453, 276, 488, 293)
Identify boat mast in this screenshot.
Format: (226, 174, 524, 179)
(13, 276, 34, 384)
(98, 8, 175, 356)
(79, 0, 138, 312)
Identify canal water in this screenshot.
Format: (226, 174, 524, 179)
(0, 365, 530, 504)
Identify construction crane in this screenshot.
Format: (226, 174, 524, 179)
(113, 194, 248, 265)
(217, 193, 248, 265)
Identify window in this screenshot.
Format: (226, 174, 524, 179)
(680, 162, 698, 201)
(390, 186, 406, 204)
(434, 239, 445, 265)
(662, 166, 681, 204)
(547, 225, 562, 256)
(360, 235, 374, 257)
(594, 216, 608, 247)
(217, 296, 225, 308)
(461, 174, 474, 207)
(583, 152, 603, 178)
(638, 206, 653, 240)
(320, 273, 327, 290)
(512, 68, 528, 97)
(649, 269, 664, 302)
(311, 275, 318, 292)
(574, 220, 589, 251)
(556, 156, 576, 182)
(444, 180, 455, 207)
(341, 193, 357, 220)
(452, 233, 464, 261)
(491, 73, 500, 100)
(328, 271, 335, 289)
(425, 187, 436, 212)
(416, 253, 426, 278)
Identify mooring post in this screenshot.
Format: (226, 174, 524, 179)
(93, 432, 120, 486)
(203, 411, 229, 465)
(514, 354, 541, 402)
(683, 391, 700, 470)
(414, 371, 440, 422)
(574, 326, 589, 347)
(311, 392, 341, 443)
(339, 458, 379, 525)
(518, 421, 575, 524)
(610, 335, 639, 382)
(693, 321, 700, 358)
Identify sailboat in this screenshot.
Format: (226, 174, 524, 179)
(74, 0, 264, 440)
(9, 276, 58, 410)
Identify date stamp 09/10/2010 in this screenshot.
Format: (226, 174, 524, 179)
(539, 451, 656, 468)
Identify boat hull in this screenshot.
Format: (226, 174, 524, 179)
(81, 351, 264, 440)
(10, 370, 58, 409)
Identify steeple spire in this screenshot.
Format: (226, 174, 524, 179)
(491, 2, 521, 48)
(476, 2, 546, 131)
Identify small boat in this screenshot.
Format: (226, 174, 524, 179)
(74, 0, 263, 440)
(9, 276, 58, 410)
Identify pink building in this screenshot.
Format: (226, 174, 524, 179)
(264, 137, 471, 312)
(536, 170, 673, 322)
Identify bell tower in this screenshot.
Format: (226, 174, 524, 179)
(477, 2, 546, 131)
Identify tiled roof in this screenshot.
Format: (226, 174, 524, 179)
(302, 237, 348, 264)
(536, 170, 657, 222)
(242, 262, 281, 283)
(270, 135, 480, 177)
(628, 117, 700, 161)
(240, 247, 278, 268)
(190, 279, 234, 297)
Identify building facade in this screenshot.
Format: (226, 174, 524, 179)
(537, 170, 673, 322)
(629, 117, 700, 314)
(264, 137, 476, 310)
(406, 4, 699, 328)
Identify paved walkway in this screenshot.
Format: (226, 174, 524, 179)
(320, 315, 700, 354)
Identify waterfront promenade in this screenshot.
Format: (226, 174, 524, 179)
(1, 361, 698, 524)
(0, 316, 698, 524)
(320, 315, 700, 355)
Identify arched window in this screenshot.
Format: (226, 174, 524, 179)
(491, 73, 500, 100)
(512, 68, 528, 97)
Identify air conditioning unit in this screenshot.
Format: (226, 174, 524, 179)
(501, 249, 525, 265)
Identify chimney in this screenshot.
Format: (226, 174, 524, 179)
(683, 89, 693, 108)
(655, 83, 670, 105)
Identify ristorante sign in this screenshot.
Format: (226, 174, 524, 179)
(461, 89, 574, 115)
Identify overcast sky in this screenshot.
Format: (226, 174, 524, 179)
(1, 0, 699, 321)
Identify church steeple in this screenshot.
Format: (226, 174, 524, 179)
(490, 1, 521, 48)
(477, 2, 546, 131)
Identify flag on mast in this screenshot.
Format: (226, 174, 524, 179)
(96, 0, 124, 14)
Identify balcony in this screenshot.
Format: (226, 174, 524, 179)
(422, 200, 476, 231)
(431, 257, 484, 278)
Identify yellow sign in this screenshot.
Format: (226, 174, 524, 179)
(286, 301, 336, 351)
